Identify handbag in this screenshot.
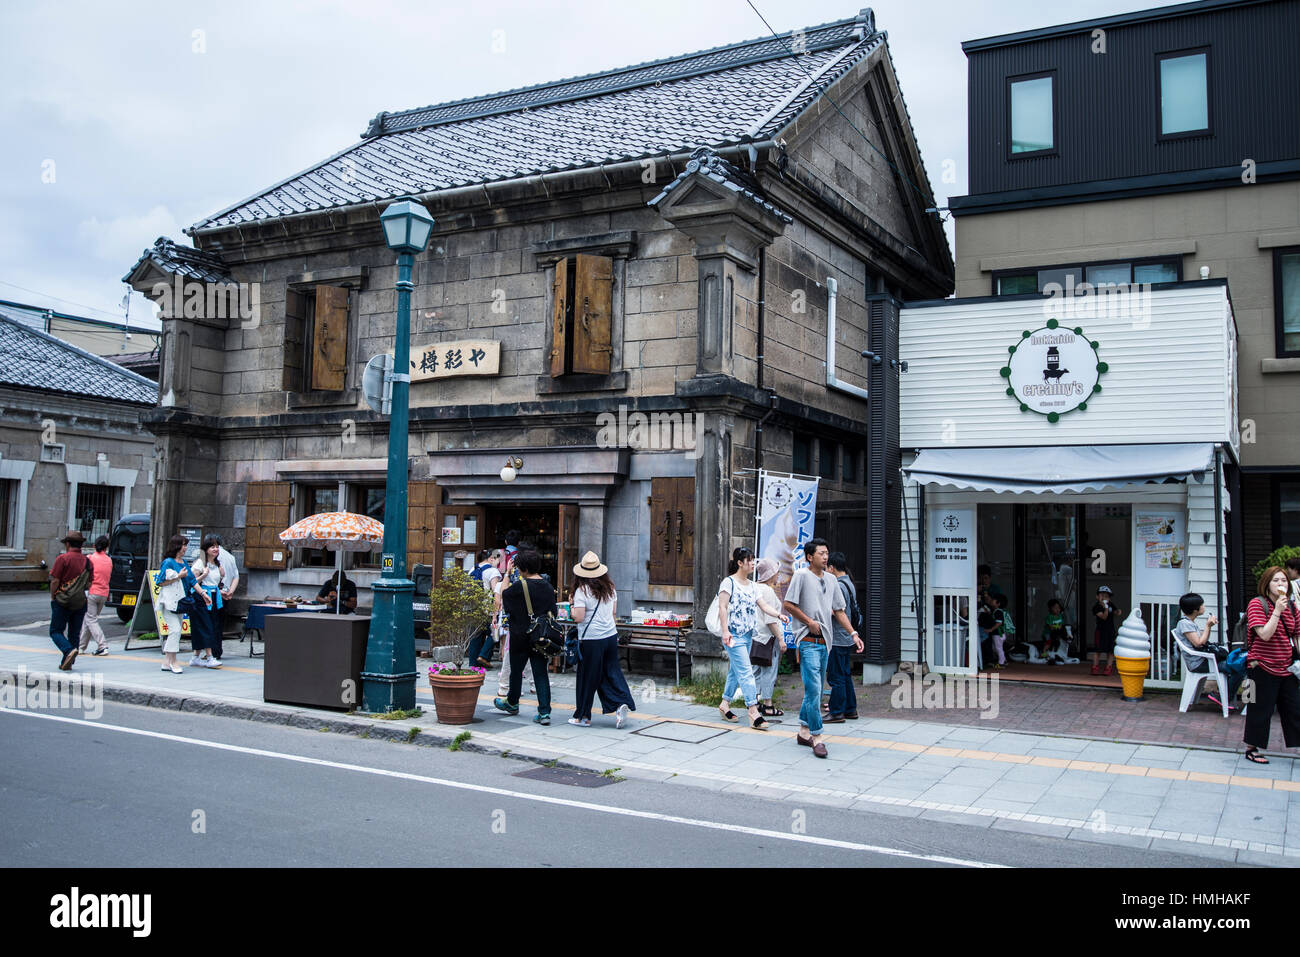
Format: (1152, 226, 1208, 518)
(749, 632, 774, 666)
(520, 578, 564, 657)
(565, 602, 597, 667)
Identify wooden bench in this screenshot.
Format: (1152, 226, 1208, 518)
(617, 622, 690, 684)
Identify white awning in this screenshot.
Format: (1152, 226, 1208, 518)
(902, 444, 1216, 494)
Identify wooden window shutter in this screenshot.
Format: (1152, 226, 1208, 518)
(674, 478, 695, 587)
(311, 285, 349, 391)
(649, 478, 674, 585)
(549, 258, 568, 377)
(406, 480, 440, 570)
(572, 254, 612, 374)
(282, 289, 306, 392)
(244, 481, 292, 569)
(557, 504, 579, 601)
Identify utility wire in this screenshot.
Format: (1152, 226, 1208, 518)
(743, 0, 940, 214)
(0, 279, 146, 325)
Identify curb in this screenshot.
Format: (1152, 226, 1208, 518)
(0, 667, 614, 778)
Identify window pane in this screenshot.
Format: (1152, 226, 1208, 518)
(1037, 267, 1084, 293)
(819, 441, 838, 480)
(1086, 263, 1131, 286)
(1010, 76, 1053, 153)
(793, 435, 811, 474)
(1281, 482, 1300, 545)
(1282, 252, 1300, 353)
(1134, 262, 1179, 284)
(308, 488, 338, 514)
(997, 273, 1037, 295)
(1161, 53, 1208, 134)
(843, 449, 857, 484)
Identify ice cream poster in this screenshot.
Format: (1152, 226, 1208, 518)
(1134, 509, 1187, 597)
(1136, 512, 1182, 569)
(757, 471, 819, 647)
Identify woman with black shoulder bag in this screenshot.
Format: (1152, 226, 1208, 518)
(1242, 566, 1300, 763)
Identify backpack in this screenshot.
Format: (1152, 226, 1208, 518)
(839, 577, 862, 633)
(53, 552, 92, 611)
(998, 608, 1016, 637)
(470, 562, 488, 583)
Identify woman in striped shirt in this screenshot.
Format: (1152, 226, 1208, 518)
(1243, 566, 1300, 763)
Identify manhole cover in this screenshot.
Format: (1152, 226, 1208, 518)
(632, 721, 731, 744)
(514, 766, 618, 788)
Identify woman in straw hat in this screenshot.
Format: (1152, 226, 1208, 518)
(568, 551, 636, 728)
(747, 557, 786, 717)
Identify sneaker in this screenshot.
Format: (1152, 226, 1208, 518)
(93, 648, 109, 656)
(190, 655, 204, 667)
(534, 713, 550, 726)
(493, 697, 519, 715)
(567, 717, 591, 727)
(60, 649, 78, 671)
(616, 703, 629, 729)
(204, 658, 223, 668)
(1206, 692, 1236, 711)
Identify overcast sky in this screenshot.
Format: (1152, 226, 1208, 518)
(0, 0, 1184, 326)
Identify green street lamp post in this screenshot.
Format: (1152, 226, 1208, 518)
(362, 196, 435, 713)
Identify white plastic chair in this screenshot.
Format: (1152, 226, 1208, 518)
(1171, 629, 1229, 718)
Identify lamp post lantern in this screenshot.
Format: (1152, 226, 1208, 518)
(362, 196, 435, 713)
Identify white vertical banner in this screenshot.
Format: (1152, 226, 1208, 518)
(756, 469, 820, 648)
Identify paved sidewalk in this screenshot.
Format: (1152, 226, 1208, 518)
(2, 628, 1297, 866)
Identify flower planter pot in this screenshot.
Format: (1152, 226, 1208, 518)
(428, 671, 485, 725)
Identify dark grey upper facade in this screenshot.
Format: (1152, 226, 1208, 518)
(953, 0, 1300, 214)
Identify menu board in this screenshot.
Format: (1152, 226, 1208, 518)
(1134, 509, 1186, 597)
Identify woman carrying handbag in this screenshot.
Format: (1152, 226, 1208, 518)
(1242, 566, 1300, 763)
(715, 547, 789, 731)
(567, 551, 635, 728)
(154, 535, 194, 674)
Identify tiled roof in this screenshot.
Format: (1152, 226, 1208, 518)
(0, 313, 157, 405)
(123, 236, 232, 284)
(649, 147, 794, 222)
(193, 12, 882, 231)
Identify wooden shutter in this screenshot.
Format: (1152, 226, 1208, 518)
(311, 285, 349, 391)
(406, 481, 440, 571)
(549, 258, 568, 377)
(244, 481, 292, 569)
(649, 478, 674, 585)
(649, 477, 695, 586)
(674, 479, 695, 587)
(557, 504, 580, 601)
(282, 289, 306, 392)
(572, 254, 612, 374)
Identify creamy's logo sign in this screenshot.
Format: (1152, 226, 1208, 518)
(999, 320, 1108, 422)
(764, 480, 793, 511)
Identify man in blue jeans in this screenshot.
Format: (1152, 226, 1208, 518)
(827, 552, 865, 722)
(784, 539, 858, 758)
(48, 530, 90, 671)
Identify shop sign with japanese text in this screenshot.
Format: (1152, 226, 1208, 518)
(410, 340, 500, 382)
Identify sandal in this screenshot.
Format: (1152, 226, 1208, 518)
(751, 715, 769, 731)
(718, 706, 738, 722)
(759, 704, 784, 717)
(1245, 748, 1269, 765)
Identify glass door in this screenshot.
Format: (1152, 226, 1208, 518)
(1024, 503, 1079, 650)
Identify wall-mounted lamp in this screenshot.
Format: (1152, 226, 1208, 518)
(861, 350, 908, 372)
(500, 456, 524, 482)
(1199, 266, 1211, 279)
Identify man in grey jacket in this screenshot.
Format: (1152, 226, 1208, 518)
(827, 552, 864, 722)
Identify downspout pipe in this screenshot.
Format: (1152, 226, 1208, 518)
(755, 247, 768, 469)
(825, 277, 869, 401)
(1214, 444, 1224, 627)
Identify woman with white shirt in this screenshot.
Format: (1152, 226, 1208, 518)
(749, 557, 786, 717)
(188, 536, 224, 668)
(568, 551, 635, 728)
(717, 547, 789, 731)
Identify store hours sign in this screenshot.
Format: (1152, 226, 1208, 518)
(929, 508, 974, 590)
(999, 319, 1108, 422)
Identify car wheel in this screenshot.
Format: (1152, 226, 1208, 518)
(116, 606, 133, 623)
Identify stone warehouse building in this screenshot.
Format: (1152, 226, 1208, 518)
(125, 9, 952, 667)
(0, 312, 157, 586)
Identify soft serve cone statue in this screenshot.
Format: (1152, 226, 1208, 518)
(1113, 607, 1151, 701)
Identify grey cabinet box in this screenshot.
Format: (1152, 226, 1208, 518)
(263, 612, 369, 710)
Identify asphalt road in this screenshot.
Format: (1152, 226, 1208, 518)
(0, 700, 1227, 869)
(0, 589, 134, 636)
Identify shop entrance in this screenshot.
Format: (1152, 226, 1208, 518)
(483, 504, 580, 601)
(976, 502, 1132, 673)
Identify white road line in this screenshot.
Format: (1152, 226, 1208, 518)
(1, 707, 1003, 868)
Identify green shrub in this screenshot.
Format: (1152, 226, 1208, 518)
(426, 565, 495, 672)
(1251, 546, 1300, 583)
